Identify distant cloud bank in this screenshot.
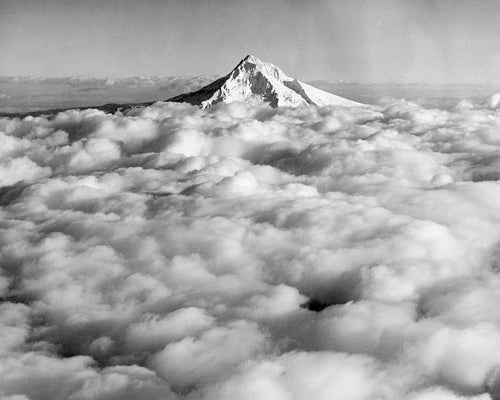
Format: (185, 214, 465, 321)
(0, 76, 216, 113)
(1, 97, 500, 399)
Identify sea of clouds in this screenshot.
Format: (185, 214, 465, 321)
(1, 94, 500, 399)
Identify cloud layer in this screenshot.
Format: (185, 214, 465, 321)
(1, 95, 500, 399)
(0, 76, 215, 113)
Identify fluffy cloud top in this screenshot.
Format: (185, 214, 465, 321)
(1, 96, 500, 399)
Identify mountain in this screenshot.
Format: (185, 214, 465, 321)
(0, 56, 361, 118)
(167, 55, 362, 108)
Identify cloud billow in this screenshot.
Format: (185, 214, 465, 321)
(1, 97, 500, 399)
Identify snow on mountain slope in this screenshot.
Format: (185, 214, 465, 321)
(167, 55, 362, 108)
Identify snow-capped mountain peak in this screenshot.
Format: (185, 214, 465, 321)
(167, 55, 362, 109)
(232, 54, 289, 82)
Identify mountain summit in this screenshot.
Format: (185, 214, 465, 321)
(167, 55, 361, 109)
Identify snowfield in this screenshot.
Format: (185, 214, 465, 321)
(2, 97, 500, 399)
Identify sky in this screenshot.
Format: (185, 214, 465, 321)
(1, 0, 500, 83)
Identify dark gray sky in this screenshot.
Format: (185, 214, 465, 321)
(2, 0, 500, 83)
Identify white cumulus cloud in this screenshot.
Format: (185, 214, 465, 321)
(1, 96, 500, 399)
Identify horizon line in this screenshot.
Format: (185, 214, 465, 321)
(2, 75, 500, 86)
